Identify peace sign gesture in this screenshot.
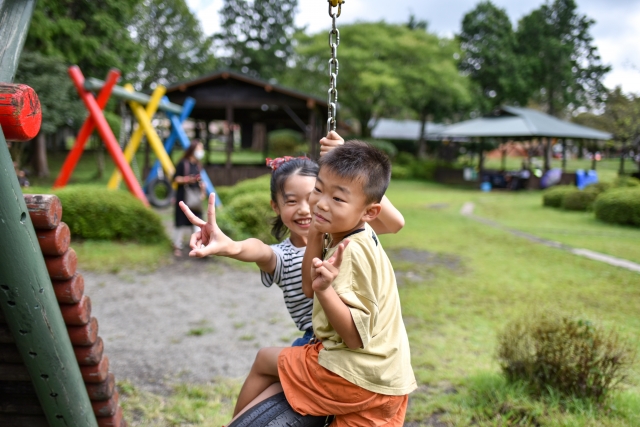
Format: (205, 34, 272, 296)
(311, 239, 350, 292)
(179, 193, 234, 257)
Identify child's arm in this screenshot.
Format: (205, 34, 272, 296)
(311, 241, 363, 350)
(321, 132, 404, 235)
(180, 194, 276, 274)
(301, 226, 323, 298)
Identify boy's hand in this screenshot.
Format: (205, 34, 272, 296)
(319, 131, 344, 157)
(179, 193, 235, 257)
(311, 240, 350, 292)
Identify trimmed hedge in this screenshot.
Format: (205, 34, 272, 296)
(594, 188, 640, 227)
(215, 175, 271, 205)
(268, 129, 305, 157)
(26, 186, 168, 243)
(562, 189, 598, 211)
(612, 176, 640, 188)
(364, 139, 398, 159)
(542, 185, 575, 208)
(584, 181, 612, 195)
(217, 191, 276, 244)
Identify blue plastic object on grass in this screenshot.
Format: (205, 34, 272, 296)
(540, 168, 563, 189)
(481, 181, 492, 192)
(575, 169, 599, 190)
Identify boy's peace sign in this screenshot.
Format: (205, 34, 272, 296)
(179, 193, 233, 258)
(310, 239, 350, 292)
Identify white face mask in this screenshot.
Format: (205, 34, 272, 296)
(194, 150, 205, 160)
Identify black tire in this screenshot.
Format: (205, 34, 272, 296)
(147, 177, 174, 208)
(229, 392, 331, 427)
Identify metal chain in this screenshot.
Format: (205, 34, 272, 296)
(327, 0, 343, 132)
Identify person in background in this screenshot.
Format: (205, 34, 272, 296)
(173, 139, 206, 256)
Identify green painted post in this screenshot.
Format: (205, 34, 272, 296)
(0, 0, 100, 426)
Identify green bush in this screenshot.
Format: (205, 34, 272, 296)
(394, 152, 416, 166)
(268, 129, 304, 157)
(363, 139, 398, 159)
(26, 186, 168, 243)
(215, 175, 271, 205)
(542, 185, 575, 208)
(411, 159, 443, 181)
(585, 182, 612, 195)
(217, 191, 275, 244)
(391, 165, 411, 180)
(612, 176, 640, 188)
(562, 189, 598, 211)
(497, 311, 635, 401)
(593, 188, 640, 227)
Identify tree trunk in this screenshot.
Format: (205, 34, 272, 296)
(31, 131, 49, 178)
(543, 137, 551, 172)
(417, 110, 428, 159)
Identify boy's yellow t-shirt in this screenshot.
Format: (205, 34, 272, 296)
(312, 223, 417, 396)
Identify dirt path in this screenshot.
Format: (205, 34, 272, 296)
(82, 258, 300, 393)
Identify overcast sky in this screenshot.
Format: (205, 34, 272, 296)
(187, 0, 640, 94)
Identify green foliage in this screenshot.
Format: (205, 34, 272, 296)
(594, 188, 640, 227)
(15, 52, 85, 133)
(497, 311, 636, 401)
(612, 176, 640, 188)
(542, 185, 576, 208)
(391, 153, 445, 181)
(562, 189, 598, 211)
(585, 181, 612, 195)
(217, 191, 275, 244)
(216, 0, 298, 80)
(364, 139, 398, 159)
(127, 0, 216, 90)
(391, 165, 411, 180)
(214, 176, 274, 243)
(25, 0, 142, 78)
(267, 129, 305, 157)
(26, 186, 168, 243)
(515, 0, 610, 116)
(458, 1, 528, 113)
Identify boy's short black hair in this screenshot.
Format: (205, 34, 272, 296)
(318, 140, 391, 204)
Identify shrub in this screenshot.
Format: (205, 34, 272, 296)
(585, 182, 612, 195)
(542, 185, 575, 208)
(497, 311, 635, 402)
(268, 129, 304, 157)
(28, 186, 168, 243)
(612, 176, 640, 188)
(217, 191, 275, 244)
(215, 175, 271, 205)
(363, 139, 398, 159)
(395, 152, 416, 166)
(391, 165, 411, 180)
(562, 189, 598, 211)
(593, 188, 640, 227)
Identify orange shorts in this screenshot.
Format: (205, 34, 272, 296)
(278, 342, 408, 427)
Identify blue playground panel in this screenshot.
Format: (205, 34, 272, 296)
(575, 169, 598, 190)
(145, 96, 221, 207)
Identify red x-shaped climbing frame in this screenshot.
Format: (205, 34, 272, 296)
(54, 66, 148, 205)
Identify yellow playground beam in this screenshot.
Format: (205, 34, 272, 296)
(107, 84, 176, 189)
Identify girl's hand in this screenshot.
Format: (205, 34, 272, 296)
(311, 240, 350, 292)
(319, 131, 344, 157)
(179, 194, 235, 257)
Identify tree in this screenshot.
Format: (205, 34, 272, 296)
(285, 22, 407, 137)
(127, 0, 216, 91)
(14, 52, 85, 177)
(397, 25, 472, 157)
(24, 0, 142, 78)
(216, 0, 298, 80)
(458, 1, 527, 113)
(516, 0, 610, 118)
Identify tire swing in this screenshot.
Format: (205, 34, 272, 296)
(229, 1, 345, 425)
(147, 176, 174, 208)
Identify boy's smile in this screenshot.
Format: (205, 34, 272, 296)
(309, 168, 378, 244)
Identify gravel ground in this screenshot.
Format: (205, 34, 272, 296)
(82, 258, 301, 393)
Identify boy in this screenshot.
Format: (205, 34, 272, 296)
(229, 141, 416, 426)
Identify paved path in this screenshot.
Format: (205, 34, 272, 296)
(460, 202, 640, 274)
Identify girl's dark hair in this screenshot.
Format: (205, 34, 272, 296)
(270, 158, 319, 240)
(181, 139, 203, 167)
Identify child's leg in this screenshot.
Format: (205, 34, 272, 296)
(233, 347, 285, 416)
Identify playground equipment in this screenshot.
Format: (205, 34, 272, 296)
(1, 1, 125, 425)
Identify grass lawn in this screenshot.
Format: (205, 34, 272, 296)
(380, 180, 640, 426)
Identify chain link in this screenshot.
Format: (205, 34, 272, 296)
(327, 1, 343, 132)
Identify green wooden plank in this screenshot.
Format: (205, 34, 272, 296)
(0, 0, 36, 82)
(85, 77, 184, 114)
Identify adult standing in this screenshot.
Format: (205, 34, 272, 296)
(173, 139, 206, 256)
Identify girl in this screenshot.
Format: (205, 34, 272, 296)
(173, 139, 206, 257)
(179, 132, 404, 345)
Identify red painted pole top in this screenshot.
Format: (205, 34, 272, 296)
(0, 82, 42, 142)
